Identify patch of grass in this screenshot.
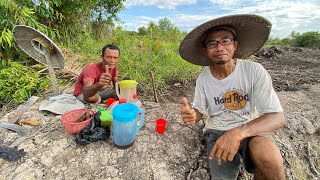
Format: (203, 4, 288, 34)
(73, 30, 202, 95)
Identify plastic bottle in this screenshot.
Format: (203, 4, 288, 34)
(132, 94, 142, 108)
(131, 94, 143, 121)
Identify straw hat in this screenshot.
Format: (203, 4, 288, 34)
(13, 25, 64, 69)
(179, 14, 272, 66)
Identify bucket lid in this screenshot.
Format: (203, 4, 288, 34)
(119, 80, 137, 88)
(112, 103, 138, 122)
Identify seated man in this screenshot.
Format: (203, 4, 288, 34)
(179, 14, 285, 179)
(74, 44, 120, 103)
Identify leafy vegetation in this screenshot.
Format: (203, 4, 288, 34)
(0, 0, 125, 105)
(0, 0, 125, 60)
(293, 31, 320, 48)
(267, 31, 320, 48)
(265, 37, 292, 48)
(0, 60, 50, 104)
(74, 19, 202, 95)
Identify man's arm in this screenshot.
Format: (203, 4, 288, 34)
(82, 65, 112, 102)
(237, 112, 285, 140)
(82, 81, 101, 98)
(112, 77, 118, 88)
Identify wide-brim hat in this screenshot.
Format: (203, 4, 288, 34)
(13, 25, 64, 69)
(39, 94, 84, 115)
(179, 14, 272, 66)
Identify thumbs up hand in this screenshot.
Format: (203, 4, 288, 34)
(98, 64, 112, 90)
(105, 64, 110, 74)
(181, 97, 197, 125)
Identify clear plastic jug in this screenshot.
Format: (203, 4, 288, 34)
(112, 103, 144, 148)
(115, 80, 138, 103)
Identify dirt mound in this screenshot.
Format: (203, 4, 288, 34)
(256, 47, 320, 92)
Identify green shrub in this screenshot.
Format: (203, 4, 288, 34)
(293, 31, 320, 48)
(0, 61, 50, 104)
(266, 37, 292, 48)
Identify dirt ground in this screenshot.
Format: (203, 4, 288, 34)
(0, 47, 319, 179)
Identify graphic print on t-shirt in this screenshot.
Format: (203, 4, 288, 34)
(214, 89, 249, 111)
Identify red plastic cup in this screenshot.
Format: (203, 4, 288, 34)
(156, 118, 167, 134)
(106, 98, 117, 107)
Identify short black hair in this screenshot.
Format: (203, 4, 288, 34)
(202, 25, 237, 47)
(102, 44, 120, 56)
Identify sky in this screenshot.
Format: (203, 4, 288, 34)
(117, 0, 320, 38)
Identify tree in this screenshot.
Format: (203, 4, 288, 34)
(90, 0, 125, 39)
(93, 0, 126, 23)
(158, 17, 174, 33)
(0, 0, 126, 58)
(138, 27, 147, 36)
(147, 21, 157, 39)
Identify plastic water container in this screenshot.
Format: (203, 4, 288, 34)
(112, 103, 144, 148)
(115, 80, 138, 103)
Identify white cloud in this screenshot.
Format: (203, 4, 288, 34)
(119, 0, 320, 38)
(116, 15, 158, 30)
(233, 0, 320, 37)
(124, 0, 197, 9)
(197, 0, 320, 37)
(209, 0, 243, 6)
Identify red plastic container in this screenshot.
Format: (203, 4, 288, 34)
(60, 109, 95, 134)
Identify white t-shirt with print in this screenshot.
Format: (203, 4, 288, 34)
(193, 59, 283, 131)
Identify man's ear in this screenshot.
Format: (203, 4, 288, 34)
(203, 48, 208, 57)
(234, 41, 238, 50)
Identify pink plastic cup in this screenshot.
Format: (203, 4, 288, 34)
(156, 118, 167, 134)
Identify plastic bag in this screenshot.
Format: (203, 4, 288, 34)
(0, 145, 26, 161)
(75, 111, 110, 145)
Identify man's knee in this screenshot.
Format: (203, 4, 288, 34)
(248, 136, 285, 179)
(82, 94, 101, 103)
(248, 136, 284, 171)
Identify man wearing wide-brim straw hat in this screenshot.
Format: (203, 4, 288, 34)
(180, 14, 285, 179)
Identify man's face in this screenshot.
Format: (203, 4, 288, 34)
(203, 30, 238, 65)
(101, 48, 120, 69)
